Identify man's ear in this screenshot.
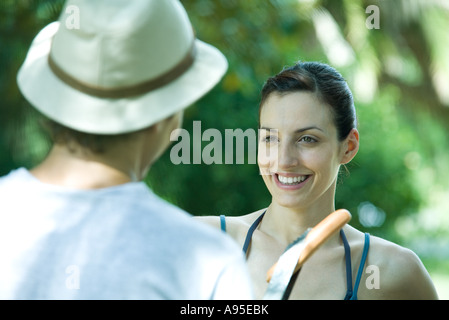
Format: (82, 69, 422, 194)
(341, 128, 359, 164)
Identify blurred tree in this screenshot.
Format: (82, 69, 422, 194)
(0, 0, 65, 174)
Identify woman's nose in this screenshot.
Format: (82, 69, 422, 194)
(276, 142, 300, 170)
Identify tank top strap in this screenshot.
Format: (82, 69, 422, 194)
(242, 210, 266, 255)
(340, 229, 354, 300)
(350, 232, 370, 300)
(219, 214, 226, 232)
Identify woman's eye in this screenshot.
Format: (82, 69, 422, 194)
(300, 136, 316, 143)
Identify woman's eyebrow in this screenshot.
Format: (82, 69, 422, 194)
(294, 126, 324, 133)
(259, 126, 324, 133)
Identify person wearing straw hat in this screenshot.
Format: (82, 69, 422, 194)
(0, 0, 253, 299)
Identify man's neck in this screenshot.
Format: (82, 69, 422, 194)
(30, 144, 136, 189)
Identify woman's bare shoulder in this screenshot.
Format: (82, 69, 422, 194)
(343, 225, 438, 299)
(195, 209, 267, 242)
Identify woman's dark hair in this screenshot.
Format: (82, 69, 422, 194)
(259, 61, 357, 141)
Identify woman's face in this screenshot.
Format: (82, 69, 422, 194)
(258, 91, 357, 210)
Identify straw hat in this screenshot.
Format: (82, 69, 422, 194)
(17, 0, 228, 134)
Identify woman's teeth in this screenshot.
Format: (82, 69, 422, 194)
(277, 174, 307, 185)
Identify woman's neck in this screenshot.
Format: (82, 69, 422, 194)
(260, 195, 337, 246)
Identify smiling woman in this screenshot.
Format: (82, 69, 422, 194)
(257, 91, 357, 211)
(197, 61, 438, 300)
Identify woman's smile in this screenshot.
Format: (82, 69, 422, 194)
(274, 173, 311, 190)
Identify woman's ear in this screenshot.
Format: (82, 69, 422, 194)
(341, 128, 359, 164)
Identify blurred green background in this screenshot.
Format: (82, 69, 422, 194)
(1, 0, 448, 298)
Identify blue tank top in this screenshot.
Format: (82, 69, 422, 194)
(220, 211, 370, 300)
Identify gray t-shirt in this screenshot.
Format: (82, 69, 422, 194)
(0, 168, 253, 299)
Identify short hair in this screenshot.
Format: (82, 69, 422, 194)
(41, 116, 139, 154)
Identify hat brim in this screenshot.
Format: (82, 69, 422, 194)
(17, 22, 228, 134)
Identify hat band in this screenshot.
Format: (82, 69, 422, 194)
(48, 44, 196, 98)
